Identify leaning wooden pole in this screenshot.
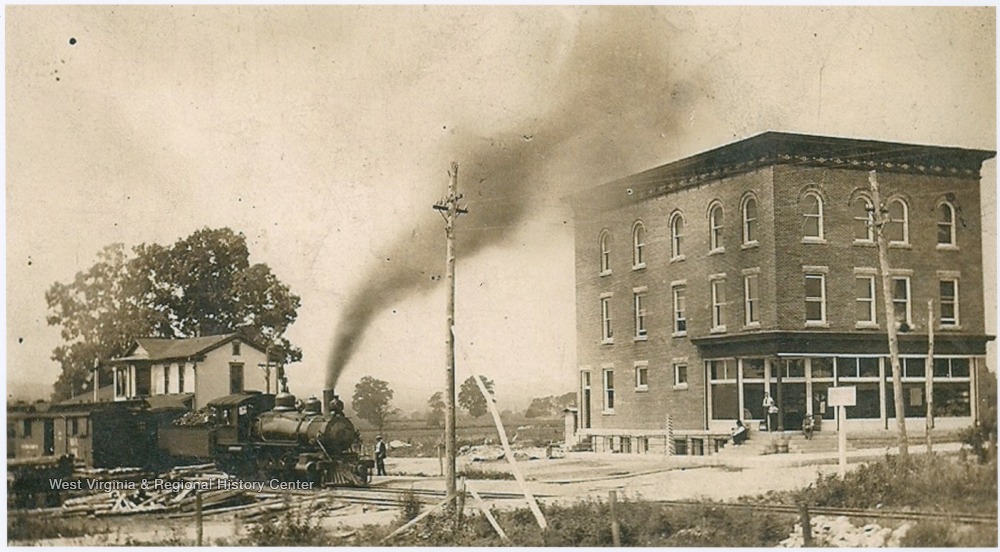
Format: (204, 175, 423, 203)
(868, 170, 909, 459)
(472, 373, 548, 529)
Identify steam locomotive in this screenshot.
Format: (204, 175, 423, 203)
(201, 391, 373, 487)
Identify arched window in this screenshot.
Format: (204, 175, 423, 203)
(742, 195, 758, 245)
(632, 222, 646, 268)
(708, 203, 724, 252)
(852, 196, 874, 242)
(670, 213, 685, 259)
(599, 230, 611, 274)
(802, 192, 824, 239)
(937, 201, 956, 246)
(886, 198, 909, 244)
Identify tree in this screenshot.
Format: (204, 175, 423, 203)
(458, 375, 495, 419)
(351, 376, 397, 434)
(525, 392, 577, 419)
(427, 391, 445, 428)
(45, 227, 302, 400)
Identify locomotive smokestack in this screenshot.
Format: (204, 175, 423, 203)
(323, 388, 336, 416)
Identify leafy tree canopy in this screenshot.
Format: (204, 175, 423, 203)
(45, 227, 301, 400)
(351, 376, 397, 434)
(458, 375, 495, 418)
(524, 392, 577, 419)
(426, 391, 445, 428)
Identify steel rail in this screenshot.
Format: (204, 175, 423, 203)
(649, 499, 996, 526)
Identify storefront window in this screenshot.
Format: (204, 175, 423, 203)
(885, 382, 929, 418)
(711, 384, 740, 420)
(860, 358, 880, 378)
(934, 383, 972, 417)
(743, 383, 765, 420)
(742, 358, 765, 379)
(845, 383, 881, 419)
(811, 358, 834, 378)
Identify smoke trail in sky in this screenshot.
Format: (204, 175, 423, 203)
(327, 7, 698, 387)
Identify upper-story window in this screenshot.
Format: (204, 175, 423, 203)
(804, 273, 827, 324)
(670, 212, 685, 260)
(633, 289, 647, 339)
(802, 192, 824, 240)
(886, 198, 909, 245)
(708, 202, 724, 252)
(232, 340, 241, 356)
(603, 369, 615, 413)
(937, 201, 956, 247)
(891, 276, 912, 326)
(852, 196, 874, 242)
(632, 222, 646, 269)
(939, 278, 959, 327)
(600, 294, 614, 343)
(710, 276, 727, 332)
(599, 230, 611, 275)
(742, 195, 758, 245)
(672, 284, 687, 335)
(855, 273, 877, 326)
(744, 273, 760, 326)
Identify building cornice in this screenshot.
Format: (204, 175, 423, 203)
(568, 131, 996, 212)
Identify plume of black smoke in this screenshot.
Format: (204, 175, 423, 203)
(327, 7, 696, 387)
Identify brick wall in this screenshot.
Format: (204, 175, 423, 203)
(575, 168, 776, 432)
(772, 166, 984, 334)
(575, 161, 986, 435)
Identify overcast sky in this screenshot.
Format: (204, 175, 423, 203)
(6, 6, 996, 413)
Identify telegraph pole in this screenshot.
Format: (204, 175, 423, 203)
(433, 162, 467, 498)
(868, 170, 909, 458)
(926, 299, 935, 453)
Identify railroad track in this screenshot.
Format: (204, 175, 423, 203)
(650, 499, 998, 526)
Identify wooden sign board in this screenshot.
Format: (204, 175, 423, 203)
(828, 386, 857, 407)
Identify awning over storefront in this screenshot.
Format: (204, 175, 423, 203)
(691, 331, 992, 359)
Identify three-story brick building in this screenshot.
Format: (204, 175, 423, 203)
(569, 132, 994, 455)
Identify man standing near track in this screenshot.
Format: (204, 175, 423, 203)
(374, 435, 388, 476)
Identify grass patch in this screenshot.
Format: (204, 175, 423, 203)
(752, 453, 997, 515)
(7, 513, 110, 542)
(458, 466, 516, 480)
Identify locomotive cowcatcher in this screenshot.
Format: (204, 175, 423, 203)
(208, 391, 373, 486)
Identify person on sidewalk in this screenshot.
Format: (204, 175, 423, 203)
(374, 435, 388, 476)
(763, 392, 778, 432)
(731, 420, 749, 445)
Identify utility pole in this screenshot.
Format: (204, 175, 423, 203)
(868, 170, 909, 459)
(926, 299, 935, 453)
(433, 162, 467, 499)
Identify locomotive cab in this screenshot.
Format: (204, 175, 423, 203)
(207, 392, 275, 449)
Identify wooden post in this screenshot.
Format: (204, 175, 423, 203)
(468, 486, 509, 542)
(926, 299, 935, 454)
(471, 372, 547, 529)
(800, 503, 813, 547)
(438, 444, 444, 477)
(195, 491, 203, 546)
(838, 405, 848, 478)
(381, 493, 457, 544)
(609, 490, 621, 547)
(868, 171, 909, 459)
(456, 476, 466, 527)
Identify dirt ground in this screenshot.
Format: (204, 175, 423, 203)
(11, 442, 963, 546)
